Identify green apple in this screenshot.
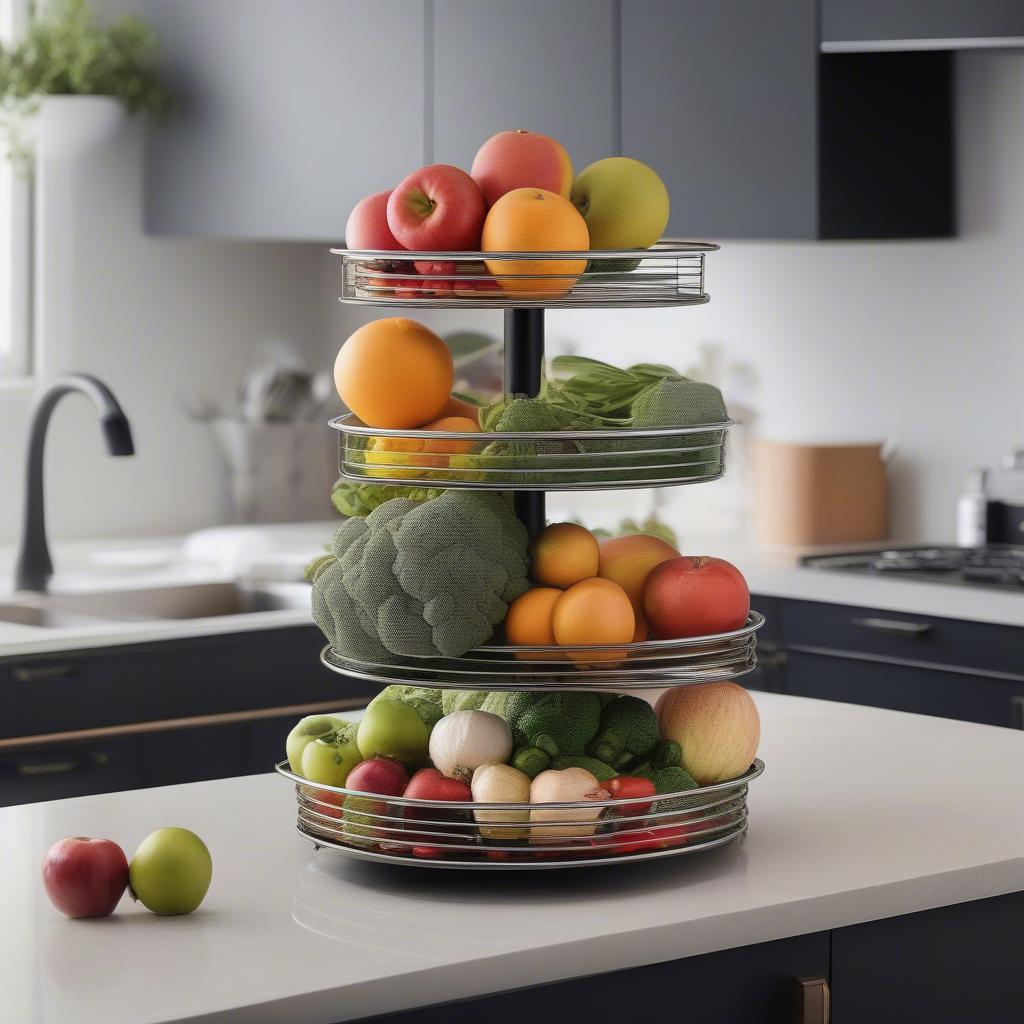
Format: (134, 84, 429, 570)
(571, 157, 670, 250)
(300, 724, 362, 787)
(286, 714, 347, 774)
(356, 698, 429, 768)
(129, 828, 212, 916)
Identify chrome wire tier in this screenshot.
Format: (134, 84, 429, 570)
(320, 611, 763, 691)
(332, 239, 717, 309)
(277, 759, 764, 870)
(333, 414, 731, 491)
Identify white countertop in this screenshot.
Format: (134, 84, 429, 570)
(4, 691, 1024, 1024)
(0, 529, 1020, 662)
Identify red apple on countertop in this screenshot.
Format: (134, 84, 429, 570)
(42, 837, 129, 918)
(345, 190, 405, 251)
(387, 164, 486, 251)
(642, 556, 750, 639)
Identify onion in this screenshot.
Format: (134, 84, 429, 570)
(471, 763, 532, 839)
(529, 767, 610, 843)
(428, 710, 512, 783)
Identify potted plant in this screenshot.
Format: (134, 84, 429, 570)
(0, 0, 170, 172)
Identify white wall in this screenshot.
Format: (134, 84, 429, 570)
(325, 51, 1024, 543)
(0, 120, 325, 546)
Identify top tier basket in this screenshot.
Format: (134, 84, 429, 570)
(331, 239, 716, 308)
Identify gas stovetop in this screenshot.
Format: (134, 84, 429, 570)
(802, 545, 1024, 590)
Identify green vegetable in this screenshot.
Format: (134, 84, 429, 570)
(440, 690, 488, 715)
(651, 740, 683, 769)
(549, 755, 617, 783)
(1, 0, 171, 175)
(532, 734, 560, 758)
(511, 746, 550, 779)
(331, 479, 443, 518)
(634, 765, 713, 813)
(586, 695, 661, 765)
(312, 490, 530, 660)
(612, 750, 635, 769)
(471, 691, 604, 755)
(369, 686, 444, 730)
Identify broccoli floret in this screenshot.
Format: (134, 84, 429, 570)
(312, 491, 530, 660)
(586, 695, 661, 765)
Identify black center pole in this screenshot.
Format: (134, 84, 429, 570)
(504, 308, 546, 537)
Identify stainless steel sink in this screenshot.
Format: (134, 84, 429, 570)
(0, 582, 311, 628)
(0, 603, 109, 629)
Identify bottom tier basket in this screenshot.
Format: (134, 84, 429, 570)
(276, 759, 764, 870)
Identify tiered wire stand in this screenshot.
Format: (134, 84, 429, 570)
(282, 240, 766, 869)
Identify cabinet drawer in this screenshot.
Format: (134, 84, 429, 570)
(0, 737, 141, 807)
(141, 724, 248, 788)
(780, 600, 1024, 678)
(0, 627, 377, 739)
(785, 649, 1024, 727)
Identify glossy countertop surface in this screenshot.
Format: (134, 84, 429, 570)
(4, 692, 1024, 1024)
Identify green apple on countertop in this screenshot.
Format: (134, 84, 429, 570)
(286, 715, 348, 774)
(571, 157, 670, 251)
(129, 827, 212, 916)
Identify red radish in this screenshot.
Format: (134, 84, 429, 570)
(42, 837, 129, 918)
(642, 556, 749, 639)
(606, 776, 657, 819)
(403, 768, 472, 845)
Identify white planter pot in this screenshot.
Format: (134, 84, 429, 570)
(36, 95, 125, 161)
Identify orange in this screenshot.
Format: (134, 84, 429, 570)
(421, 415, 479, 455)
(481, 188, 589, 295)
(531, 523, 599, 588)
(598, 534, 679, 641)
(504, 587, 561, 646)
(335, 317, 453, 429)
(552, 577, 635, 661)
(438, 394, 481, 425)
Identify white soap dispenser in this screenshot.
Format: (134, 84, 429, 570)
(956, 468, 989, 548)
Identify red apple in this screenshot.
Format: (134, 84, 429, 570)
(403, 768, 471, 845)
(345, 757, 408, 797)
(642, 556, 750, 639)
(42, 837, 129, 918)
(346, 190, 404, 251)
(471, 129, 574, 207)
(387, 164, 486, 251)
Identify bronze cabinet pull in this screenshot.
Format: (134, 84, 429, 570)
(794, 976, 831, 1024)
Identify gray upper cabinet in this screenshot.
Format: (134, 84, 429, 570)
(431, 0, 618, 173)
(143, 1, 425, 241)
(622, 1, 818, 239)
(823, 1, 1024, 50)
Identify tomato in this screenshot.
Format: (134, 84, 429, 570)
(594, 829, 664, 855)
(606, 776, 657, 819)
(411, 845, 445, 859)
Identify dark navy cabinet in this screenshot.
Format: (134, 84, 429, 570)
(750, 593, 1024, 729)
(0, 626, 378, 806)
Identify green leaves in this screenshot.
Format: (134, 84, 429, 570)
(1, 0, 171, 171)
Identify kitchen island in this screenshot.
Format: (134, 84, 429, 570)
(4, 691, 1024, 1024)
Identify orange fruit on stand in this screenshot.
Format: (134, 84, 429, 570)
(552, 577, 635, 662)
(335, 317, 453, 429)
(420, 415, 480, 455)
(504, 587, 562, 646)
(530, 523, 600, 589)
(481, 188, 589, 296)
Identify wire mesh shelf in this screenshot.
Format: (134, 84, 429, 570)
(320, 611, 762, 691)
(277, 759, 763, 870)
(332, 414, 730, 491)
(332, 239, 716, 309)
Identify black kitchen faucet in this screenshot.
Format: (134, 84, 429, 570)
(14, 374, 134, 593)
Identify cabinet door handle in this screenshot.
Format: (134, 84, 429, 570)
(1012, 696, 1024, 730)
(12, 662, 78, 682)
(851, 616, 933, 636)
(793, 976, 831, 1024)
(1, 750, 105, 776)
